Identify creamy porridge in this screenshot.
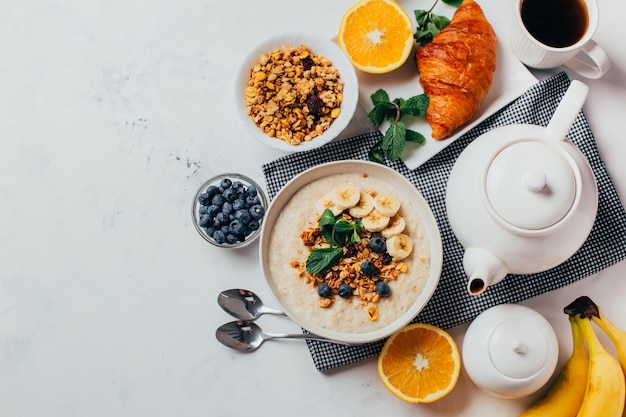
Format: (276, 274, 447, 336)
(267, 172, 431, 334)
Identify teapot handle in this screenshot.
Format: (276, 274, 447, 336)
(545, 80, 589, 142)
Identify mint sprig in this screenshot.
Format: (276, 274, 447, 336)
(414, 0, 460, 44)
(367, 89, 428, 164)
(306, 209, 363, 274)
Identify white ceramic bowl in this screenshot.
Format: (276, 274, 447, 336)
(234, 32, 359, 152)
(259, 161, 443, 344)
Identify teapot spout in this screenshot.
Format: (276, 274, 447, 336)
(463, 247, 509, 296)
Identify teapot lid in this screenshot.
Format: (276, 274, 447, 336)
(488, 318, 551, 379)
(485, 140, 579, 231)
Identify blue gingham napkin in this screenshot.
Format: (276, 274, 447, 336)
(261, 72, 626, 371)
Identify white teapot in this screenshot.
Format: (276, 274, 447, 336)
(446, 81, 598, 296)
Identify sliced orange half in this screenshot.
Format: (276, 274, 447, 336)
(338, 0, 414, 74)
(377, 323, 461, 403)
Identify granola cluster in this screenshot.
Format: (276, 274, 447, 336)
(291, 215, 407, 321)
(244, 45, 344, 145)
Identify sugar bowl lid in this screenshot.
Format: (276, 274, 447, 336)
(462, 304, 559, 398)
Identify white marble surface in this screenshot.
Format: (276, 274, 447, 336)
(1, 0, 625, 415)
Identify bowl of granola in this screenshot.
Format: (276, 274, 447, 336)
(234, 32, 359, 152)
(259, 160, 443, 344)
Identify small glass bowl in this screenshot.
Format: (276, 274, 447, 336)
(191, 173, 268, 248)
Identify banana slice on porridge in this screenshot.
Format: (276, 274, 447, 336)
(374, 193, 400, 217)
(381, 214, 406, 238)
(331, 183, 361, 208)
(348, 190, 375, 218)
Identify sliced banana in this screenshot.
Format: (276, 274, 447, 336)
(316, 192, 347, 216)
(348, 191, 374, 218)
(374, 193, 400, 217)
(387, 233, 413, 261)
(331, 183, 361, 209)
(361, 209, 390, 232)
(381, 215, 406, 238)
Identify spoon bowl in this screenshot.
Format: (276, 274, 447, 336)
(218, 289, 285, 321)
(215, 321, 353, 352)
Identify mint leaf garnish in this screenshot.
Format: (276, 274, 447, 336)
(305, 210, 363, 273)
(406, 129, 426, 144)
(413, 0, 454, 45)
(306, 247, 343, 274)
(367, 91, 428, 163)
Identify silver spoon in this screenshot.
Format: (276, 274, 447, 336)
(218, 289, 286, 321)
(216, 320, 353, 352)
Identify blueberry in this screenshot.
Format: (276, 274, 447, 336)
(233, 198, 246, 211)
(225, 234, 239, 244)
(220, 178, 232, 189)
(369, 236, 386, 253)
(376, 281, 391, 297)
(199, 214, 213, 228)
(220, 225, 231, 235)
(245, 195, 260, 207)
(221, 202, 233, 215)
(229, 219, 246, 235)
(206, 205, 220, 219)
(246, 185, 258, 197)
(198, 192, 211, 206)
(248, 220, 259, 231)
(211, 194, 225, 207)
(199, 205, 210, 214)
(317, 283, 332, 298)
(234, 209, 251, 225)
(213, 230, 226, 244)
(205, 226, 216, 237)
(338, 283, 353, 299)
(214, 211, 229, 226)
(232, 181, 244, 192)
(249, 204, 265, 220)
(206, 185, 220, 198)
(223, 187, 238, 202)
(360, 260, 378, 276)
(382, 253, 393, 265)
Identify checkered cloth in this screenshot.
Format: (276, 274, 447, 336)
(261, 72, 626, 372)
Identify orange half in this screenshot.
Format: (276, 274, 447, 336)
(377, 323, 461, 403)
(338, 0, 414, 74)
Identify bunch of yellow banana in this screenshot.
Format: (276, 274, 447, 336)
(518, 296, 626, 417)
(316, 183, 413, 260)
(518, 316, 588, 417)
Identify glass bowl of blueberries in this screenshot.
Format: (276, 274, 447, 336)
(192, 173, 268, 248)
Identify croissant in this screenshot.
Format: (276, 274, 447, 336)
(416, 0, 496, 139)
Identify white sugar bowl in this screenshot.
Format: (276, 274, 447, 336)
(462, 304, 559, 398)
(446, 80, 598, 295)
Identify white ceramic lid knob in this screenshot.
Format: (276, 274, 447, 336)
(485, 140, 578, 230)
(524, 169, 547, 192)
(489, 319, 550, 379)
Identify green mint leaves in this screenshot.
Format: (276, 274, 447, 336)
(306, 247, 343, 275)
(367, 89, 428, 164)
(414, 0, 459, 44)
(305, 209, 363, 274)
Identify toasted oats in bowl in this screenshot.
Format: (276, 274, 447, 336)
(245, 44, 345, 145)
(234, 32, 359, 152)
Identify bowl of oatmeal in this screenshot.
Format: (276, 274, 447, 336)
(259, 160, 443, 344)
(234, 32, 359, 152)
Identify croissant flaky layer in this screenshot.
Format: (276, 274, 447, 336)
(416, 0, 496, 139)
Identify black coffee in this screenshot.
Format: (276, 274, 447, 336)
(521, 0, 589, 48)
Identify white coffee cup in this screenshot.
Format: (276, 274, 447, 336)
(510, 0, 610, 79)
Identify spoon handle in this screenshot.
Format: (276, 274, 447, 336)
(267, 332, 353, 346)
(260, 307, 287, 316)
